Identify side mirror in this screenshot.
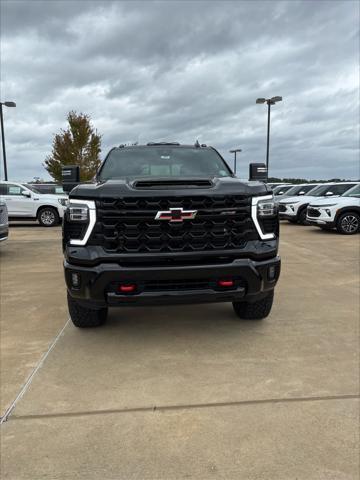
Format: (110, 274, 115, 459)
(22, 190, 31, 198)
(298, 191, 305, 195)
(325, 191, 334, 196)
(249, 163, 267, 181)
(278, 190, 284, 195)
(62, 166, 80, 193)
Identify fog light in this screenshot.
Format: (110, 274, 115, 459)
(268, 266, 276, 281)
(217, 279, 234, 288)
(71, 273, 80, 288)
(118, 284, 137, 293)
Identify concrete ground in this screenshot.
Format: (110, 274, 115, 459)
(0, 223, 359, 479)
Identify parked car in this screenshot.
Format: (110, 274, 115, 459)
(0, 199, 9, 244)
(274, 183, 320, 203)
(0, 181, 68, 227)
(278, 182, 359, 225)
(27, 183, 66, 195)
(307, 184, 360, 234)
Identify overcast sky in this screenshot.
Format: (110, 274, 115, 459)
(1, 0, 359, 181)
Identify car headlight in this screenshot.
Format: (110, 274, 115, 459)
(58, 198, 69, 207)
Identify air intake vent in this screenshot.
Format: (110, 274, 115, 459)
(133, 179, 213, 189)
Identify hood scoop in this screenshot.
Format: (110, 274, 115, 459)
(132, 179, 213, 189)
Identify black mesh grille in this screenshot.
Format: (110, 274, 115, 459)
(307, 208, 321, 218)
(278, 204, 286, 213)
(91, 196, 258, 253)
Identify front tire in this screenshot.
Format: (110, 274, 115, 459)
(298, 208, 308, 225)
(38, 207, 59, 227)
(68, 293, 108, 328)
(232, 291, 274, 320)
(336, 212, 360, 235)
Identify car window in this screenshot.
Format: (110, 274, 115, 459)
(7, 184, 25, 195)
(329, 184, 356, 195)
(342, 184, 360, 197)
(0, 184, 7, 195)
(273, 185, 292, 195)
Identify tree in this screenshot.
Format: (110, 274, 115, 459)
(44, 111, 102, 182)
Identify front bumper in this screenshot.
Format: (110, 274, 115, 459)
(279, 204, 299, 220)
(65, 256, 281, 308)
(306, 218, 335, 228)
(306, 207, 336, 227)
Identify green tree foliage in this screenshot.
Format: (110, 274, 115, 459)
(44, 111, 102, 182)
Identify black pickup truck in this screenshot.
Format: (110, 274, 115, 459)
(62, 143, 280, 327)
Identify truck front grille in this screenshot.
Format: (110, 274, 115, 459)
(92, 196, 258, 253)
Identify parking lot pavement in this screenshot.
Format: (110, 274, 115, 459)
(0, 225, 67, 417)
(1, 223, 359, 479)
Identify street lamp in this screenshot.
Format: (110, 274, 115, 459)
(0, 101, 16, 181)
(256, 96, 282, 180)
(229, 148, 242, 175)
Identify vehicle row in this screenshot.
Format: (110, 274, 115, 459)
(277, 182, 359, 234)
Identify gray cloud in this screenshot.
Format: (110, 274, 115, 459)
(0, 0, 359, 181)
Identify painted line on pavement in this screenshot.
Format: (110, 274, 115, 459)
(0, 319, 70, 425)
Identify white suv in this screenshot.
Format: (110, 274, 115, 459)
(307, 184, 360, 234)
(0, 181, 68, 227)
(278, 182, 358, 225)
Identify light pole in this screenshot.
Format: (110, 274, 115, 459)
(256, 96, 282, 180)
(0, 101, 16, 181)
(229, 148, 242, 175)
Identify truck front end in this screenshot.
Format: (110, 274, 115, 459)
(63, 144, 280, 327)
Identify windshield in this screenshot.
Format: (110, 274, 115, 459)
(342, 184, 360, 198)
(272, 185, 292, 195)
(25, 184, 42, 194)
(99, 147, 232, 180)
(285, 184, 317, 196)
(307, 184, 333, 196)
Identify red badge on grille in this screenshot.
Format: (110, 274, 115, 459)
(155, 208, 197, 222)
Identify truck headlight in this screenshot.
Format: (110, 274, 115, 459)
(58, 198, 69, 207)
(257, 199, 277, 217)
(251, 195, 278, 240)
(64, 200, 96, 246)
(68, 204, 89, 222)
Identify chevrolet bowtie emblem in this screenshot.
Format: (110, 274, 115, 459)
(155, 207, 197, 222)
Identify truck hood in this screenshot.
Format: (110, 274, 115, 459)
(70, 176, 271, 199)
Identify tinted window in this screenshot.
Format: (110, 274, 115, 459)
(310, 185, 334, 196)
(273, 185, 292, 195)
(342, 184, 360, 197)
(0, 184, 7, 195)
(328, 184, 356, 195)
(99, 147, 232, 180)
(25, 184, 42, 194)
